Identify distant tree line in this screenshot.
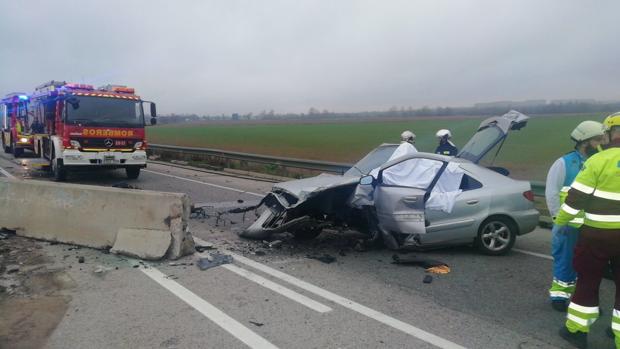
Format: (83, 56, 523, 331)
(156, 100, 620, 124)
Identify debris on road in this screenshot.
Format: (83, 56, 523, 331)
(391, 254, 450, 274)
(306, 254, 337, 264)
(423, 275, 433, 284)
(78, 256, 85, 263)
(6, 265, 20, 274)
(249, 321, 264, 327)
(268, 240, 283, 249)
(197, 252, 233, 270)
(195, 241, 215, 252)
(190, 206, 210, 219)
(0, 228, 15, 240)
(111, 182, 141, 190)
(93, 265, 113, 274)
(169, 262, 193, 266)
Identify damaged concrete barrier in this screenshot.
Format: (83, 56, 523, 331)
(0, 178, 195, 260)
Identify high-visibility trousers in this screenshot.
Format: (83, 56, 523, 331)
(549, 225, 579, 301)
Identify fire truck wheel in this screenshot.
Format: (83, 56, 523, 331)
(52, 159, 67, 181)
(12, 144, 23, 158)
(126, 167, 140, 179)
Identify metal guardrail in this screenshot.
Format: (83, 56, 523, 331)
(149, 144, 353, 174)
(150, 143, 548, 194)
(149, 143, 552, 225)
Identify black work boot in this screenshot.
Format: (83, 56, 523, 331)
(559, 327, 587, 349)
(552, 299, 568, 312)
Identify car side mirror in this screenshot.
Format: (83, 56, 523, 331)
(359, 175, 374, 186)
(150, 103, 157, 117)
(150, 117, 157, 126)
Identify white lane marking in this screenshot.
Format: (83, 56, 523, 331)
(141, 267, 279, 349)
(225, 251, 467, 349)
(513, 248, 553, 260)
(0, 164, 16, 179)
(222, 264, 332, 313)
(143, 169, 264, 197)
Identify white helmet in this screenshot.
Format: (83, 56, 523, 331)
(570, 121, 605, 142)
(401, 130, 416, 143)
(436, 129, 452, 138)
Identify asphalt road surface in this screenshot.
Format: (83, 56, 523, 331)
(1, 153, 617, 349)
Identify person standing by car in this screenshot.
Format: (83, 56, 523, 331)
(435, 129, 458, 156)
(388, 130, 418, 161)
(553, 113, 620, 349)
(546, 120, 606, 312)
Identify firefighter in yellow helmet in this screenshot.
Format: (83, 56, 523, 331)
(556, 112, 620, 349)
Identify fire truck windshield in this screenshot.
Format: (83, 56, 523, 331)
(65, 96, 144, 127)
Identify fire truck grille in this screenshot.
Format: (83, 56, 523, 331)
(76, 138, 137, 149)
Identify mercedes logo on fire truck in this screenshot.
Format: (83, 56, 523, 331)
(104, 138, 114, 148)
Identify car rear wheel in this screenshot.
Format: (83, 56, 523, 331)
(476, 217, 516, 255)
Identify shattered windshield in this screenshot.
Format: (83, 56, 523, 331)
(65, 96, 144, 128)
(457, 125, 504, 163)
(344, 145, 399, 176)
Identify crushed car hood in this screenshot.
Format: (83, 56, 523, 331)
(272, 173, 360, 203)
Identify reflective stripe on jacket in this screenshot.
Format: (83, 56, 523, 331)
(556, 144, 620, 229)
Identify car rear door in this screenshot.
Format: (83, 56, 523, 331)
(374, 157, 446, 240)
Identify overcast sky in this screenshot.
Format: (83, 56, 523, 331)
(1, 1, 619, 115)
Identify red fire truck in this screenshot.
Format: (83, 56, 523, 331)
(1, 92, 36, 157)
(29, 81, 157, 181)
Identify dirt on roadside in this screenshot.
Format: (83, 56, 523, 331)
(0, 231, 74, 349)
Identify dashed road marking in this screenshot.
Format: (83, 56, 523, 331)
(0, 164, 16, 179)
(143, 169, 264, 197)
(141, 266, 279, 349)
(513, 248, 553, 260)
(192, 236, 466, 349)
(222, 264, 333, 313)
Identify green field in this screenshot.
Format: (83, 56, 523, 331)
(146, 113, 611, 181)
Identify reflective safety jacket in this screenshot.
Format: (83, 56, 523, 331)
(556, 142, 620, 229)
(546, 151, 586, 227)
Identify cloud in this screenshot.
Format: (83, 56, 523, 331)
(1, 0, 618, 114)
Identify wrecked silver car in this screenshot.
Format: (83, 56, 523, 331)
(241, 111, 540, 255)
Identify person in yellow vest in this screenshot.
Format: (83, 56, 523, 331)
(556, 112, 620, 349)
(546, 121, 606, 312)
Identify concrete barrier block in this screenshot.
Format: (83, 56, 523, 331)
(0, 178, 195, 260)
(111, 228, 171, 260)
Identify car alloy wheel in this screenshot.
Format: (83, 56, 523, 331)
(477, 217, 516, 255)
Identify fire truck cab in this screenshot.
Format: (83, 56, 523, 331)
(30, 81, 157, 181)
(1, 92, 37, 157)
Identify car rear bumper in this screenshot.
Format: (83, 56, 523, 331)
(512, 209, 540, 235)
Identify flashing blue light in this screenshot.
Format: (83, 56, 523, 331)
(18, 95, 28, 100)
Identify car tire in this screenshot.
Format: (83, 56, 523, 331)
(476, 217, 516, 255)
(126, 167, 140, 179)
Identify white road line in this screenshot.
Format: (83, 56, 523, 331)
(222, 264, 333, 313)
(143, 169, 264, 197)
(0, 164, 16, 179)
(225, 251, 467, 349)
(141, 267, 279, 349)
(513, 248, 553, 260)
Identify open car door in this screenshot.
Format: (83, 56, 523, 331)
(457, 110, 529, 164)
(373, 157, 447, 249)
